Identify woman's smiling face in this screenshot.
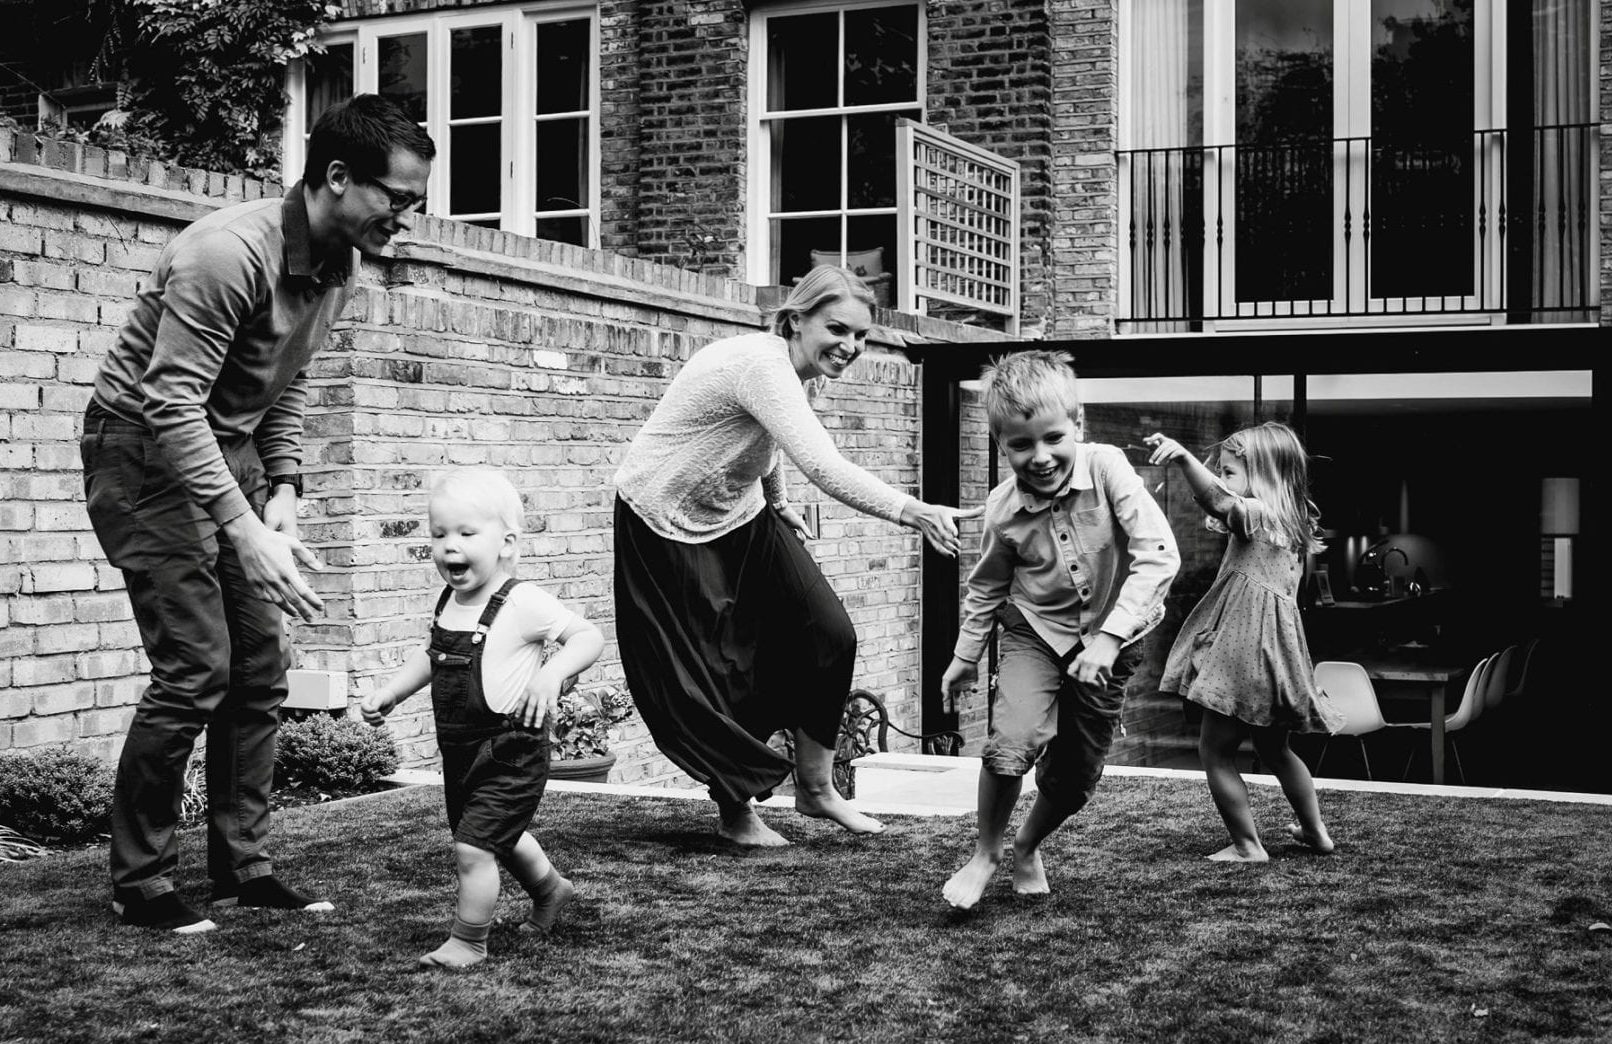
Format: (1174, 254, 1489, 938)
(787, 297, 873, 381)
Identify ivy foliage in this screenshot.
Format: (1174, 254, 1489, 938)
(115, 0, 339, 179)
(9, 0, 338, 179)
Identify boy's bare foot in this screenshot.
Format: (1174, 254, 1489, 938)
(1207, 843, 1269, 863)
(943, 850, 1001, 909)
(1285, 822, 1336, 854)
(1010, 844, 1050, 897)
(795, 785, 884, 835)
(717, 805, 790, 847)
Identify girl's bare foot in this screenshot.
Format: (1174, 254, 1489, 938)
(794, 783, 885, 835)
(943, 850, 1001, 909)
(717, 804, 790, 847)
(1207, 842, 1269, 863)
(1010, 843, 1049, 897)
(1286, 822, 1336, 854)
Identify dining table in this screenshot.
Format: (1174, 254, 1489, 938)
(1348, 648, 1471, 784)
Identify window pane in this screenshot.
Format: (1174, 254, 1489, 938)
(535, 118, 587, 210)
(305, 43, 353, 127)
(534, 215, 587, 246)
(848, 110, 913, 208)
(379, 34, 429, 123)
(1235, 0, 1331, 302)
(1369, 0, 1473, 299)
(844, 214, 896, 306)
(450, 123, 501, 215)
(766, 12, 838, 111)
(773, 215, 841, 285)
(769, 115, 841, 212)
(451, 26, 502, 119)
(1077, 376, 1269, 770)
(536, 19, 590, 114)
(845, 5, 919, 106)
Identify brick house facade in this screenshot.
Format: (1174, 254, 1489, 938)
(1, 0, 1603, 788)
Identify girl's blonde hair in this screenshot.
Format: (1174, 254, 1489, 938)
(1213, 422, 1324, 554)
(430, 468, 525, 538)
(980, 349, 1083, 438)
(768, 265, 877, 338)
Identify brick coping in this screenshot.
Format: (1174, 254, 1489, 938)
(381, 758, 1612, 816)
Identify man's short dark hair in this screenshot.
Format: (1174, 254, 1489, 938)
(302, 93, 437, 189)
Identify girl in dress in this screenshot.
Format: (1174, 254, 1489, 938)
(1146, 423, 1343, 862)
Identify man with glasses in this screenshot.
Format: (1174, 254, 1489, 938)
(81, 94, 435, 933)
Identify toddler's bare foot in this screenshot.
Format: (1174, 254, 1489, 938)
(942, 850, 1001, 909)
(1010, 843, 1049, 897)
(1207, 842, 1269, 863)
(1285, 822, 1336, 854)
(794, 784, 884, 835)
(717, 804, 790, 847)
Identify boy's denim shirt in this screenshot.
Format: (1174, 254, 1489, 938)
(954, 441, 1181, 664)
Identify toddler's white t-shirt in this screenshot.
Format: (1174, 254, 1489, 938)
(436, 584, 579, 714)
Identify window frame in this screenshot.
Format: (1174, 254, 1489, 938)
(745, 0, 927, 287)
(283, 3, 600, 246)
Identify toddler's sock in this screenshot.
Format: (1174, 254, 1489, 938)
(518, 869, 575, 933)
(418, 916, 491, 969)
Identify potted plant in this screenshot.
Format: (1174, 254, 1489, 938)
(550, 684, 633, 783)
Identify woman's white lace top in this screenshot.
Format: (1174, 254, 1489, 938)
(613, 332, 914, 543)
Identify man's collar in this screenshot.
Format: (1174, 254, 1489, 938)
(1009, 442, 1094, 514)
(282, 181, 350, 289)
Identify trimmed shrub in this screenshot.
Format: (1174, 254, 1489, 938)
(0, 748, 115, 842)
(275, 714, 398, 792)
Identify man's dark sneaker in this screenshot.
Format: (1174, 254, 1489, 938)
(112, 892, 217, 934)
(211, 875, 334, 912)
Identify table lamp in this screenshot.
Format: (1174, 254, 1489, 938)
(1540, 477, 1578, 601)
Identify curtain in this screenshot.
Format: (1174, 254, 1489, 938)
(1128, 0, 1200, 330)
(1532, 0, 1593, 316)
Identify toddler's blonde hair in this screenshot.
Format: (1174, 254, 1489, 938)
(1213, 422, 1325, 554)
(430, 468, 525, 538)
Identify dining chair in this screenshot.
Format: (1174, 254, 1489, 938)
(1312, 661, 1391, 780)
(1401, 654, 1491, 784)
(1482, 645, 1518, 713)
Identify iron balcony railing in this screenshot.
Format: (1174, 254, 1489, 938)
(1117, 124, 1598, 330)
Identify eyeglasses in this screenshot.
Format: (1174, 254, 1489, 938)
(358, 174, 427, 214)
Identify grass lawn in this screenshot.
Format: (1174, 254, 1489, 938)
(3, 777, 1610, 1044)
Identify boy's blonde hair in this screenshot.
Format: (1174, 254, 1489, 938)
(768, 265, 877, 338)
(980, 349, 1084, 439)
(1213, 422, 1325, 554)
(430, 468, 525, 537)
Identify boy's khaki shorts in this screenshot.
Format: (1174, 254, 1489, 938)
(982, 603, 1142, 811)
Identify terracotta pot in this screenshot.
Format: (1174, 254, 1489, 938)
(550, 752, 616, 783)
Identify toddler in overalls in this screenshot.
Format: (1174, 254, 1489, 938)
(361, 468, 604, 968)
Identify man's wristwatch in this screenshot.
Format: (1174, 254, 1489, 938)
(268, 474, 304, 498)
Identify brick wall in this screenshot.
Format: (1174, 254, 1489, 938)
(928, 0, 1056, 336)
(0, 123, 996, 786)
(1048, 0, 1119, 339)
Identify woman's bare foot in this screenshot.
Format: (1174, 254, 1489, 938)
(1207, 842, 1269, 863)
(1286, 822, 1336, 854)
(794, 783, 885, 835)
(717, 804, 790, 847)
(943, 850, 1001, 909)
(1010, 842, 1050, 897)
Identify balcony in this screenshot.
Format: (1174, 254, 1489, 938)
(1117, 124, 1599, 332)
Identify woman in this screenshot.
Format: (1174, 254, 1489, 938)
(613, 266, 973, 847)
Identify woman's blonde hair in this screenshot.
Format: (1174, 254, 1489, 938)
(768, 265, 877, 338)
(430, 468, 525, 538)
(980, 349, 1084, 439)
(1213, 422, 1325, 554)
